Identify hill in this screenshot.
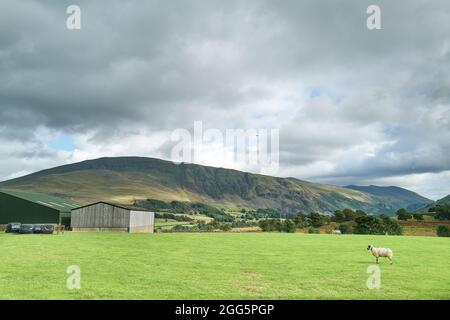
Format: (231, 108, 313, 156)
(345, 185, 433, 212)
(416, 194, 450, 212)
(435, 195, 450, 206)
(0, 157, 433, 215)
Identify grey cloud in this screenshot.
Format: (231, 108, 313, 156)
(0, 0, 450, 198)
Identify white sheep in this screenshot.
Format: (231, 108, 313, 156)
(367, 244, 393, 264)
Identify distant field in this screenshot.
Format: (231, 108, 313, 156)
(295, 220, 450, 237)
(399, 220, 450, 237)
(0, 232, 449, 300)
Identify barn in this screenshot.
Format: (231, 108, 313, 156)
(0, 189, 79, 225)
(71, 202, 155, 233)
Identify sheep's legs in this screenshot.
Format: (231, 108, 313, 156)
(388, 257, 393, 264)
(376, 257, 379, 264)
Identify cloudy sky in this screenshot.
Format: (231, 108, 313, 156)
(1, 0, 449, 199)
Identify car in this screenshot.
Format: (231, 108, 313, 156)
(5, 222, 21, 233)
(19, 224, 34, 234)
(33, 224, 54, 234)
(32, 224, 43, 233)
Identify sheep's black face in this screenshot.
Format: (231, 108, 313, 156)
(367, 245, 372, 250)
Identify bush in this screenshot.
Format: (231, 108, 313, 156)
(259, 219, 281, 232)
(308, 212, 324, 228)
(413, 213, 424, 221)
(293, 213, 309, 228)
(381, 216, 403, 235)
(354, 215, 402, 235)
(342, 208, 355, 221)
(172, 225, 193, 232)
(281, 220, 297, 233)
(219, 223, 232, 232)
(308, 228, 320, 234)
(333, 210, 345, 223)
(338, 224, 352, 234)
(436, 225, 450, 237)
(435, 205, 450, 220)
(259, 219, 296, 233)
(353, 216, 385, 235)
(155, 213, 193, 222)
(231, 220, 257, 228)
(396, 208, 412, 221)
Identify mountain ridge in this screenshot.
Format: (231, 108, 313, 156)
(0, 156, 433, 215)
(345, 185, 433, 212)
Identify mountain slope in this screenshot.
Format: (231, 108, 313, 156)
(345, 185, 433, 212)
(0, 157, 432, 215)
(436, 195, 450, 205)
(416, 194, 450, 212)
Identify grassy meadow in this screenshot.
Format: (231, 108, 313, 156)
(0, 232, 449, 300)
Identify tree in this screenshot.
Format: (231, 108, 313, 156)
(435, 204, 450, 220)
(259, 219, 281, 232)
(342, 208, 356, 221)
(413, 213, 424, 221)
(396, 208, 412, 221)
(353, 216, 385, 235)
(293, 212, 309, 228)
(355, 210, 368, 219)
(380, 215, 403, 235)
(333, 210, 345, 223)
(281, 220, 297, 233)
(437, 225, 450, 237)
(308, 212, 324, 228)
(338, 224, 352, 234)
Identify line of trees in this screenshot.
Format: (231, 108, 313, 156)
(258, 208, 402, 235)
(136, 198, 234, 222)
(155, 212, 193, 222)
(353, 215, 402, 235)
(258, 219, 297, 233)
(333, 209, 402, 235)
(395, 208, 424, 221)
(171, 220, 233, 232)
(397, 204, 450, 221)
(431, 204, 450, 220)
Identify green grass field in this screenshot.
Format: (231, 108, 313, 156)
(0, 232, 449, 300)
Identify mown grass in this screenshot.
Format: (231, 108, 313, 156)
(0, 232, 449, 300)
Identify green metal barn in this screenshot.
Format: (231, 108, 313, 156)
(0, 189, 79, 225)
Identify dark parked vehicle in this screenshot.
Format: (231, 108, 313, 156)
(33, 224, 54, 234)
(5, 223, 55, 234)
(32, 224, 42, 233)
(19, 224, 34, 234)
(6, 222, 21, 233)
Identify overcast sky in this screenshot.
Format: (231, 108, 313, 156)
(1, 0, 449, 199)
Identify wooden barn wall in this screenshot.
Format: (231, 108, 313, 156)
(71, 203, 130, 228)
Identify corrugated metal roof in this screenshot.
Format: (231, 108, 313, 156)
(73, 201, 152, 212)
(0, 189, 79, 214)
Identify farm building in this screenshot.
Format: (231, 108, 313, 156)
(0, 189, 79, 225)
(71, 202, 155, 233)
